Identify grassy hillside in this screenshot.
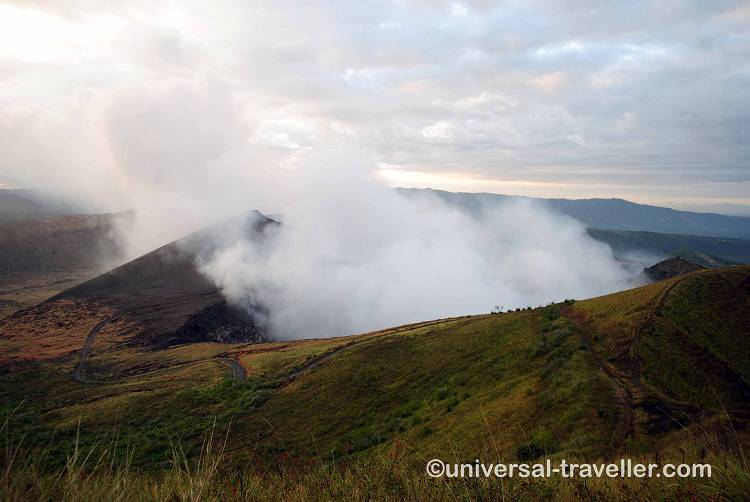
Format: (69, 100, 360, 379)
(1, 266, 749, 499)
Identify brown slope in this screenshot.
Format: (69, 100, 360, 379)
(50, 211, 276, 348)
(642, 257, 705, 282)
(0, 211, 275, 368)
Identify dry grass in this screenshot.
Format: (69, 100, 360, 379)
(0, 300, 122, 365)
(1, 415, 748, 502)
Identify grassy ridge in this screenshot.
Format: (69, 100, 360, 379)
(638, 268, 750, 410)
(2, 311, 621, 468)
(227, 312, 616, 464)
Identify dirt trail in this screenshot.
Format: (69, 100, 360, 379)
(222, 358, 247, 382)
(567, 270, 711, 457)
(566, 308, 635, 456)
(71, 314, 487, 386)
(630, 270, 707, 383)
(73, 316, 111, 383)
(281, 315, 489, 387)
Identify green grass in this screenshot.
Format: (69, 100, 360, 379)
(2, 419, 748, 501)
(1, 309, 618, 468)
(638, 267, 750, 409)
(1, 266, 750, 498)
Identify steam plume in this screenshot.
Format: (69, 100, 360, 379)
(195, 150, 631, 339)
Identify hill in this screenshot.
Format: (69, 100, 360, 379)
(671, 202, 750, 218)
(0, 213, 126, 277)
(642, 257, 706, 282)
(398, 188, 750, 239)
(46, 211, 277, 348)
(549, 197, 750, 239)
(0, 213, 126, 319)
(2, 265, 749, 488)
(0, 210, 277, 344)
(670, 248, 735, 268)
(0, 189, 93, 223)
(0, 190, 55, 222)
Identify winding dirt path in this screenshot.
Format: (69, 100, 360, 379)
(73, 316, 111, 383)
(566, 270, 712, 457)
(71, 314, 488, 385)
(222, 358, 247, 382)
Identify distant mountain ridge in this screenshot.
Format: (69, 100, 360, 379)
(670, 202, 750, 218)
(397, 188, 750, 239)
(0, 189, 94, 223)
(586, 228, 750, 264)
(5, 187, 750, 238)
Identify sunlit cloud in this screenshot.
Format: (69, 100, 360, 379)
(0, 0, 748, 206)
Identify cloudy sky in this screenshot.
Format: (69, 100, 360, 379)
(1, 0, 749, 207)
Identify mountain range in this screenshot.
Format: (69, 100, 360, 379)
(5, 187, 750, 238)
(2, 188, 750, 322)
(397, 188, 750, 239)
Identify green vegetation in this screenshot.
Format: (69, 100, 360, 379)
(639, 267, 750, 409)
(2, 419, 748, 501)
(1, 266, 750, 499)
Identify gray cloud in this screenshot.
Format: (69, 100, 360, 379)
(5, 1, 741, 336)
(0, 0, 748, 205)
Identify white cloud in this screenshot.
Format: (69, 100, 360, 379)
(197, 151, 632, 338)
(450, 3, 469, 18)
(535, 40, 584, 57)
(1, 0, 748, 206)
(421, 120, 454, 140)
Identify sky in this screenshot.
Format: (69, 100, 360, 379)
(0, 0, 749, 207)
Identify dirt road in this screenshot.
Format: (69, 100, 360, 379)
(73, 316, 111, 383)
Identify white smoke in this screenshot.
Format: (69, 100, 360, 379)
(2, 78, 633, 340)
(195, 150, 632, 339)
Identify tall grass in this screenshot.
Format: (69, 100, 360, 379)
(2, 415, 749, 501)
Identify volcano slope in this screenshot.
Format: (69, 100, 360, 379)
(1, 265, 749, 477)
(0, 211, 275, 371)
